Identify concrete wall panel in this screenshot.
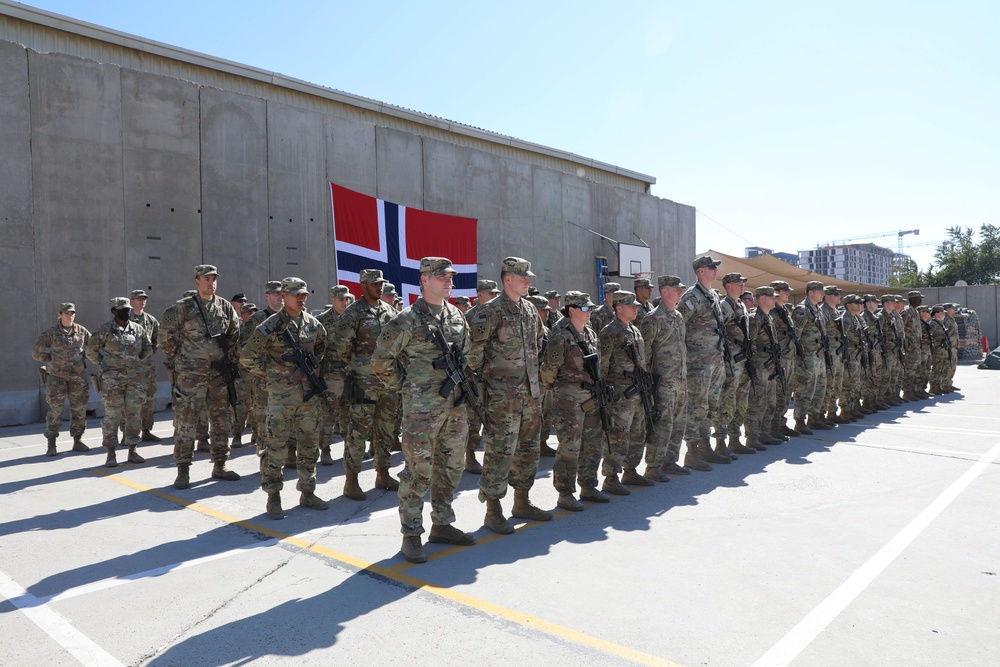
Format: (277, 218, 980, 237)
(200, 87, 268, 297)
(325, 115, 376, 198)
(673, 202, 697, 281)
(121, 68, 201, 315)
(375, 126, 423, 208)
(29, 49, 124, 337)
(266, 102, 329, 296)
(559, 173, 603, 295)
(0, 41, 38, 421)
(492, 158, 535, 282)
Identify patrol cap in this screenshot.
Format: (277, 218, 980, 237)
(194, 264, 219, 278)
(501, 256, 536, 277)
(394, 297, 403, 305)
(264, 280, 282, 294)
(880, 294, 894, 302)
(613, 290, 638, 306)
(656, 275, 683, 289)
(130, 289, 148, 299)
(59, 302, 76, 313)
(419, 257, 458, 276)
(564, 291, 596, 308)
(603, 282, 621, 294)
(633, 277, 653, 289)
(477, 279, 500, 293)
(861, 294, 878, 303)
(931, 305, 945, 314)
(770, 280, 792, 292)
(359, 269, 386, 284)
(692, 255, 722, 270)
(455, 296, 471, 306)
(330, 285, 351, 298)
(916, 305, 930, 313)
(527, 295, 549, 308)
(722, 272, 747, 284)
(754, 286, 776, 297)
(230, 293, 247, 302)
(741, 291, 754, 299)
(823, 285, 841, 295)
(805, 280, 825, 292)
(944, 302, 959, 309)
(110, 297, 130, 309)
(527, 286, 540, 296)
(893, 295, 906, 302)
(841, 294, 861, 305)
(907, 290, 923, 298)
(280, 277, 309, 295)
(543, 290, 561, 299)
(382, 283, 397, 296)
(241, 302, 259, 314)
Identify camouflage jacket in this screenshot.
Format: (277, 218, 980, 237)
(748, 307, 779, 374)
(678, 283, 725, 369)
(770, 304, 799, 359)
(468, 291, 544, 398)
(862, 310, 884, 353)
(329, 297, 398, 392)
(240, 307, 279, 346)
(86, 319, 152, 378)
(316, 307, 344, 376)
(545, 309, 563, 330)
(540, 319, 599, 397)
(943, 314, 959, 348)
(633, 300, 653, 328)
(901, 306, 923, 353)
(842, 313, 868, 372)
(240, 309, 327, 406)
(599, 318, 646, 389)
(820, 303, 845, 352)
(929, 319, 950, 356)
(130, 310, 160, 367)
(32, 322, 91, 378)
(158, 295, 240, 379)
(721, 294, 750, 364)
(879, 310, 902, 353)
(372, 299, 471, 413)
(640, 304, 686, 390)
(792, 299, 827, 356)
(590, 303, 616, 335)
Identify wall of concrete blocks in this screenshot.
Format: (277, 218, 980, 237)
(0, 39, 696, 426)
(908, 285, 999, 353)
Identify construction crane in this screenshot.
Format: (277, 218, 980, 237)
(822, 229, 920, 255)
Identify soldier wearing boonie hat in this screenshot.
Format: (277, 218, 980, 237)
(591, 282, 621, 334)
(86, 295, 152, 469)
(33, 301, 92, 456)
(240, 274, 330, 520)
(467, 255, 552, 533)
(128, 288, 162, 443)
(790, 277, 830, 434)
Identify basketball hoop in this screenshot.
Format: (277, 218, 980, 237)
(631, 271, 655, 285)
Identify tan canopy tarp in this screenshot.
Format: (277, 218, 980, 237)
(699, 249, 906, 299)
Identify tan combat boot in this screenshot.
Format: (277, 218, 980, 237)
(320, 446, 334, 466)
(212, 463, 241, 481)
(72, 435, 90, 452)
(428, 524, 476, 545)
(141, 429, 161, 442)
(621, 468, 656, 486)
(794, 418, 813, 435)
(464, 446, 482, 474)
(266, 492, 283, 520)
(730, 434, 758, 453)
(714, 435, 736, 459)
(683, 444, 712, 472)
(401, 535, 427, 563)
(45, 435, 58, 457)
(375, 467, 400, 491)
(511, 488, 553, 521)
(127, 446, 145, 464)
(299, 492, 329, 510)
(601, 473, 631, 496)
(558, 493, 587, 511)
(105, 444, 118, 468)
(174, 464, 191, 489)
(343, 472, 367, 501)
(807, 414, 832, 431)
(484, 498, 514, 534)
(699, 438, 731, 464)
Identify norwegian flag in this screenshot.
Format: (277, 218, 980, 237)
(331, 183, 478, 304)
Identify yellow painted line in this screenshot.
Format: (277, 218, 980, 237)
(91, 468, 681, 667)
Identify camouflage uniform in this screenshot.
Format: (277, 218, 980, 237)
(32, 308, 91, 443)
(745, 299, 780, 442)
(928, 311, 951, 390)
(330, 283, 400, 479)
(943, 310, 959, 387)
(901, 296, 924, 396)
(861, 302, 887, 407)
(640, 285, 687, 470)
(599, 307, 647, 478)
(716, 287, 751, 443)
(129, 302, 160, 434)
(317, 290, 349, 456)
(678, 283, 726, 441)
(838, 300, 867, 416)
(768, 299, 799, 435)
(86, 302, 152, 453)
(372, 294, 470, 536)
(791, 289, 829, 422)
(821, 297, 846, 417)
(917, 309, 934, 391)
(241, 303, 327, 496)
(879, 301, 903, 403)
(242, 303, 280, 452)
(158, 275, 241, 471)
(589, 282, 620, 334)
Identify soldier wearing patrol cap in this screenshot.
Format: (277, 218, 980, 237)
(860, 295, 888, 411)
(241, 277, 330, 520)
(462, 279, 502, 474)
(158, 265, 242, 489)
(543, 290, 563, 329)
(330, 269, 402, 500)
(239, 302, 259, 323)
(768, 280, 800, 439)
(526, 294, 558, 458)
(381, 282, 398, 306)
(373, 257, 478, 562)
(590, 282, 621, 334)
(241, 280, 286, 449)
(901, 290, 926, 399)
(928, 305, 951, 393)
(316, 285, 353, 465)
(33, 302, 92, 456)
(942, 303, 960, 391)
(839, 294, 868, 418)
(743, 286, 781, 448)
(454, 295, 472, 313)
(820, 285, 849, 423)
(468, 257, 552, 533)
(878, 295, 904, 406)
(632, 277, 654, 327)
(128, 289, 162, 442)
(791, 280, 831, 434)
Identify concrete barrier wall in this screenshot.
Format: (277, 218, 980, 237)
(912, 285, 999, 352)
(0, 40, 696, 425)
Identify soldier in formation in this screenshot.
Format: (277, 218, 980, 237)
(33, 303, 91, 457)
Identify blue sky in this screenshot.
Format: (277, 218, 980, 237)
(18, 0, 999, 272)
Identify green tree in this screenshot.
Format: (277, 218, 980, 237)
(890, 256, 928, 288)
(928, 224, 1000, 286)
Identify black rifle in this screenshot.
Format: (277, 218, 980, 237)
(190, 295, 240, 421)
(279, 327, 337, 410)
(430, 324, 491, 436)
(737, 313, 758, 390)
(698, 284, 734, 379)
(774, 306, 804, 359)
(836, 315, 852, 378)
(344, 372, 375, 405)
(813, 304, 833, 371)
(623, 335, 659, 434)
(579, 347, 614, 456)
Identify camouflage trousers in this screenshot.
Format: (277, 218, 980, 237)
(250, 375, 266, 443)
(101, 374, 144, 448)
(744, 366, 776, 437)
(824, 356, 845, 413)
(864, 354, 886, 402)
(793, 353, 827, 419)
(44, 373, 89, 438)
(684, 362, 725, 440)
(930, 349, 950, 387)
(318, 394, 346, 450)
(602, 391, 644, 476)
(260, 401, 320, 494)
(232, 374, 252, 437)
(478, 385, 541, 501)
(882, 350, 903, 398)
(398, 406, 467, 536)
(947, 349, 958, 385)
(173, 372, 232, 465)
(646, 382, 687, 468)
(841, 361, 863, 411)
(139, 364, 157, 432)
(345, 389, 399, 474)
(916, 348, 932, 391)
(549, 386, 603, 492)
(770, 355, 796, 431)
(539, 389, 555, 450)
(465, 381, 484, 451)
(715, 360, 748, 437)
(902, 344, 922, 393)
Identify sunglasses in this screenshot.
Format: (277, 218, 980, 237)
(577, 305, 593, 313)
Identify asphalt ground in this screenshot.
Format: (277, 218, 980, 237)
(1, 364, 997, 667)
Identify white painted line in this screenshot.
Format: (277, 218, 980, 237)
(753, 439, 1000, 667)
(0, 569, 125, 667)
